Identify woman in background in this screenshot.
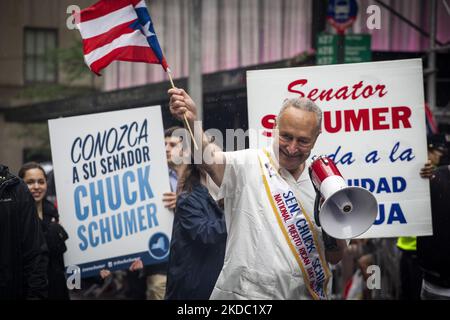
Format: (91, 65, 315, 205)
(19, 162, 69, 300)
(165, 162, 227, 300)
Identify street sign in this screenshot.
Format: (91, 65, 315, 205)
(316, 33, 338, 65)
(344, 34, 372, 63)
(327, 0, 358, 34)
(316, 33, 371, 65)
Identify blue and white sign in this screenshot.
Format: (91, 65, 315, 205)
(327, 0, 358, 33)
(48, 106, 173, 277)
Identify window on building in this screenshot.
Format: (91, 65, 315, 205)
(24, 28, 58, 83)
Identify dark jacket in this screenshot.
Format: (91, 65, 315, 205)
(417, 165, 450, 288)
(41, 199, 70, 299)
(0, 164, 48, 299)
(165, 184, 227, 300)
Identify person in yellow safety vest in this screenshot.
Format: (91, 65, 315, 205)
(397, 237, 416, 251)
(396, 135, 445, 300)
(396, 236, 420, 299)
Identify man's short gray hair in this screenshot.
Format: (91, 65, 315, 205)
(278, 98, 322, 132)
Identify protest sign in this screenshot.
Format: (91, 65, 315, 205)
(247, 59, 432, 238)
(49, 106, 173, 277)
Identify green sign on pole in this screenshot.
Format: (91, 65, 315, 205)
(316, 33, 338, 65)
(344, 34, 372, 63)
(316, 33, 371, 65)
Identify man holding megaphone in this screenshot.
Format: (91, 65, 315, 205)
(168, 88, 377, 300)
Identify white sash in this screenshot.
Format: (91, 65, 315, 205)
(257, 149, 331, 300)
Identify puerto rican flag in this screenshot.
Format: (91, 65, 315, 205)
(425, 103, 439, 135)
(76, 0, 168, 75)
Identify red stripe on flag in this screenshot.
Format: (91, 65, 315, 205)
(160, 57, 169, 71)
(82, 20, 137, 55)
(425, 103, 439, 134)
(89, 46, 161, 75)
(80, 0, 141, 23)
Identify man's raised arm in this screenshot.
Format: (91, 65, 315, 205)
(168, 88, 226, 187)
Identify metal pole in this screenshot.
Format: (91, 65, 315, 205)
(428, 0, 437, 111)
(188, 0, 203, 121)
(337, 33, 345, 64)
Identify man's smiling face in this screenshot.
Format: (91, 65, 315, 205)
(274, 106, 321, 173)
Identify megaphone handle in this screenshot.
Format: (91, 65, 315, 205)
(310, 167, 322, 227)
(314, 191, 321, 227)
(322, 230, 339, 252)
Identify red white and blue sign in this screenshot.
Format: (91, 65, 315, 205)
(327, 0, 358, 34)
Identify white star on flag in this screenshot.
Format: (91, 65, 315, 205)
(142, 21, 155, 38)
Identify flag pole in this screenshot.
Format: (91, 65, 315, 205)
(166, 68, 199, 151)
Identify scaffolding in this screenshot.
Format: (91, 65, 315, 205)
(375, 0, 450, 122)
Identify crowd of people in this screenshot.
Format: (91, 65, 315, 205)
(0, 87, 448, 300)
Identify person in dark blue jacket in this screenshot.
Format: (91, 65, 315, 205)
(165, 163, 227, 300)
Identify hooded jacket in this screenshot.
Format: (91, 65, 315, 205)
(0, 164, 48, 299)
